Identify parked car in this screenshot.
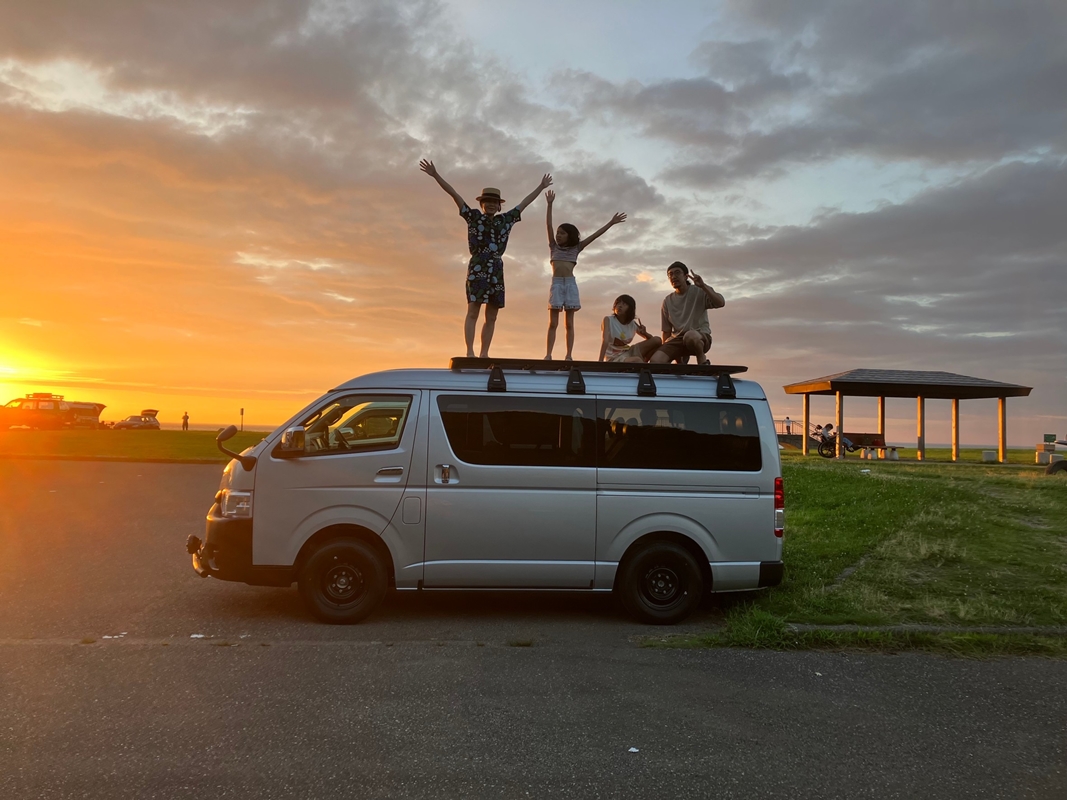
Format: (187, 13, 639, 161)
(113, 409, 161, 430)
(187, 359, 785, 626)
(1, 393, 106, 430)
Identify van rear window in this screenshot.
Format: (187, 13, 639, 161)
(598, 400, 762, 472)
(438, 396, 596, 467)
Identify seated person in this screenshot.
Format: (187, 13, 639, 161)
(650, 262, 726, 365)
(822, 423, 853, 449)
(599, 294, 661, 362)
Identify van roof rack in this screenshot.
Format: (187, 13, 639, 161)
(448, 358, 747, 399)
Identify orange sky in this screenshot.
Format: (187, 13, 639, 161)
(1, 1, 1063, 443)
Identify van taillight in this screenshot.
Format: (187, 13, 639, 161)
(774, 477, 784, 538)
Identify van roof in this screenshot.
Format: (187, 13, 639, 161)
(334, 360, 767, 401)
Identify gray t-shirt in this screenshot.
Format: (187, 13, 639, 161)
(660, 286, 715, 340)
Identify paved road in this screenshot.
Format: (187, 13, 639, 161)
(1, 460, 1065, 799)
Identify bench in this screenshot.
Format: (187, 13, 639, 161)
(842, 432, 887, 449)
(817, 431, 887, 458)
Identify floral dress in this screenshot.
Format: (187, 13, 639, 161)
(459, 204, 522, 307)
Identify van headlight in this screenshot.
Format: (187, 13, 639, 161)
(219, 489, 253, 518)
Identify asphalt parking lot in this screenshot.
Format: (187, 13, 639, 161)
(1, 459, 1065, 799)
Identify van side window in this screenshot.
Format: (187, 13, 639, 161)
(438, 395, 595, 467)
(598, 401, 762, 472)
(300, 395, 411, 456)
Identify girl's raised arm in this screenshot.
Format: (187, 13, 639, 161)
(516, 174, 553, 213)
(578, 212, 626, 252)
(419, 159, 468, 211)
(545, 190, 556, 247)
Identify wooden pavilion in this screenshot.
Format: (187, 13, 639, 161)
(783, 369, 1032, 462)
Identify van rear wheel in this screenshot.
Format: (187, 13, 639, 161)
(619, 541, 703, 625)
(298, 539, 387, 624)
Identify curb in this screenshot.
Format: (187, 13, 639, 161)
(788, 623, 1067, 636)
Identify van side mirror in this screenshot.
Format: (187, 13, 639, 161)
(278, 426, 306, 455)
(216, 424, 257, 471)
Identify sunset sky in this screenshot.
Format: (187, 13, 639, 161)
(1, 0, 1064, 443)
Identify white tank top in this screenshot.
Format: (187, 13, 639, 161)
(603, 316, 638, 360)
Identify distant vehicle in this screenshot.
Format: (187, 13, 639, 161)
(1, 393, 106, 430)
(113, 409, 161, 430)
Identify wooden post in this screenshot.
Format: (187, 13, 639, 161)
(877, 396, 886, 457)
(916, 396, 926, 461)
(951, 398, 960, 462)
(836, 391, 844, 460)
(802, 394, 810, 456)
(998, 397, 1007, 463)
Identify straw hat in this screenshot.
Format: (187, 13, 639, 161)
(476, 187, 504, 203)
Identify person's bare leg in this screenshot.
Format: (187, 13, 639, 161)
(632, 336, 662, 361)
(479, 302, 500, 358)
(683, 331, 708, 364)
(545, 309, 560, 359)
(564, 309, 576, 360)
(649, 346, 672, 363)
(464, 302, 481, 357)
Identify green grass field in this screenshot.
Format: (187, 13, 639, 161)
(0, 429, 267, 462)
(784, 445, 1040, 465)
(670, 456, 1067, 655)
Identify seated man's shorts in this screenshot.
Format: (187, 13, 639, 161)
(657, 332, 712, 362)
(548, 276, 581, 310)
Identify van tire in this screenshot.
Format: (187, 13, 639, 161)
(298, 539, 387, 624)
(619, 541, 703, 625)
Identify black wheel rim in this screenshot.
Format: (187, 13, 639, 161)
(640, 564, 683, 607)
(322, 559, 366, 606)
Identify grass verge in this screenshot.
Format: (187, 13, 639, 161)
(687, 459, 1067, 655)
(647, 612, 1067, 658)
(783, 447, 1039, 465)
(0, 430, 267, 462)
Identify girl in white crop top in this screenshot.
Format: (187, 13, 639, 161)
(544, 190, 627, 360)
(598, 294, 662, 362)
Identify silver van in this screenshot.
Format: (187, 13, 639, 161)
(187, 359, 784, 625)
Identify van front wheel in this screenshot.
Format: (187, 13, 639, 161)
(619, 541, 703, 625)
(298, 539, 387, 624)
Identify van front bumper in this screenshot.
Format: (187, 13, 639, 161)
(186, 506, 292, 587)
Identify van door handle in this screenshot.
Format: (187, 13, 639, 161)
(376, 467, 404, 477)
(438, 464, 452, 484)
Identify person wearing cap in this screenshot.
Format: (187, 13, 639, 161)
(420, 159, 552, 357)
(649, 261, 726, 365)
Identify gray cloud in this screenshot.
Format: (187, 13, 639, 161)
(555, 0, 1067, 186)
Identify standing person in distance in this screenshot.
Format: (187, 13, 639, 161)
(420, 159, 552, 358)
(650, 261, 726, 365)
(543, 190, 626, 360)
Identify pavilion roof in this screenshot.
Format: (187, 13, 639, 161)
(783, 368, 1032, 400)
